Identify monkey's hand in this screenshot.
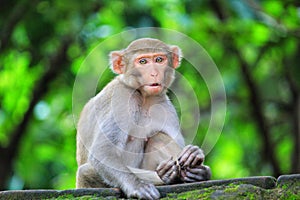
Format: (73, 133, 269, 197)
(126, 181, 160, 200)
(178, 145, 205, 168)
(156, 157, 179, 184)
(180, 165, 211, 183)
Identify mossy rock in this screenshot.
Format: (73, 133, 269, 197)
(162, 184, 267, 200)
(0, 175, 299, 199)
(162, 182, 299, 200)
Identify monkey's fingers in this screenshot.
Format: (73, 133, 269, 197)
(179, 167, 202, 183)
(161, 165, 178, 184)
(178, 145, 202, 167)
(189, 149, 205, 167)
(177, 145, 194, 160)
(156, 157, 175, 176)
(182, 176, 197, 183)
(180, 171, 200, 183)
(169, 166, 179, 182)
(185, 170, 206, 182)
(144, 184, 160, 200)
(133, 183, 160, 200)
(191, 155, 204, 167)
(186, 165, 211, 181)
(179, 169, 187, 182)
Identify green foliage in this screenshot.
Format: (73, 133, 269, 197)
(0, 0, 299, 190)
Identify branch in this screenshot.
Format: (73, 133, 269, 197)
(209, 0, 228, 21)
(233, 45, 281, 176)
(283, 47, 300, 173)
(6, 37, 72, 157)
(0, 0, 36, 52)
(210, 0, 282, 176)
(0, 36, 72, 189)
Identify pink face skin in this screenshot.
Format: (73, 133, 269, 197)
(134, 53, 169, 96)
(111, 46, 181, 96)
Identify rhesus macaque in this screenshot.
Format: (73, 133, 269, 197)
(76, 38, 211, 199)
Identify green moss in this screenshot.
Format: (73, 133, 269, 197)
(161, 183, 296, 200)
(223, 183, 240, 193)
(278, 187, 300, 199)
(46, 194, 118, 200)
(162, 187, 214, 199)
(277, 179, 300, 199)
(280, 184, 288, 190)
(47, 194, 90, 199)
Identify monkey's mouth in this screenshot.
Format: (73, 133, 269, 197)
(143, 83, 163, 94)
(149, 83, 161, 87)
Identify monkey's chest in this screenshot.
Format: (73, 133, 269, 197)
(137, 107, 170, 135)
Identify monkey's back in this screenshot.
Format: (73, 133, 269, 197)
(76, 78, 119, 166)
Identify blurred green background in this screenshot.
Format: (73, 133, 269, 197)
(0, 0, 299, 190)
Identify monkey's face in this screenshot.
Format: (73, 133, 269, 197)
(110, 38, 182, 96)
(133, 52, 171, 96)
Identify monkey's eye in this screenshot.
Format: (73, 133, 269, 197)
(139, 58, 147, 64)
(155, 56, 164, 63)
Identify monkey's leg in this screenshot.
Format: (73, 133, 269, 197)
(89, 138, 160, 199)
(142, 132, 182, 184)
(76, 163, 107, 188)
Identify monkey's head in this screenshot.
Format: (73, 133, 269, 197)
(110, 38, 182, 96)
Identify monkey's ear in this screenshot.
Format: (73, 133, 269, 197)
(109, 50, 125, 74)
(170, 46, 182, 69)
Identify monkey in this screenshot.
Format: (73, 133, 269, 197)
(76, 38, 211, 199)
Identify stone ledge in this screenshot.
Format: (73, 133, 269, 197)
(0, 188, 122, 200)
(0, 175, 299, 199)
(157, 176, 276, 197)
(277, 174, 300, 187)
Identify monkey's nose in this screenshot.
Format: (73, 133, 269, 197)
(150, 71, 158, 77)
